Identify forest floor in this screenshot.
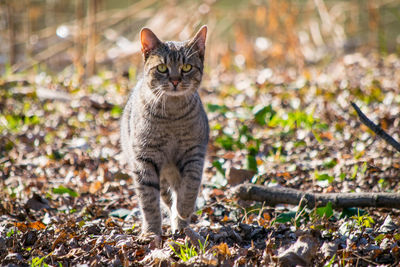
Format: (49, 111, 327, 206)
(1, 52, 400, 266)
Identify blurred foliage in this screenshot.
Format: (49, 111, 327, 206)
(1, 0, 400, 75)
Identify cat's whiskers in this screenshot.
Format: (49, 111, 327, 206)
(148, 86, 164, 114)
(146, 89, 158, 112)
(161, 93, 167, 117)
(154, 90, 165, 115)
(184, 36, 200, 58)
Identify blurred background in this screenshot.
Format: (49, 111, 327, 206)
(1, 0, 400, 78)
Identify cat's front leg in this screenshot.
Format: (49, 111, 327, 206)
(132, 157, 162, 236)
(174, 157, 205, 224)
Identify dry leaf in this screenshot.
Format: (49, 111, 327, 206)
(213, 242, 231, 257)
(226, 167, 255, 186)
(14, 221, 46, 232)
(89, 181, 103, 194)
(28, 221, 46, 231)
(276, 234, 318, 267)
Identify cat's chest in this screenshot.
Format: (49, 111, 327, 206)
(150, 120, 198, 142)
(137, 122, 193, 159)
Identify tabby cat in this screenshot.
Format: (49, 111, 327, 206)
(120, 26, 209, 236)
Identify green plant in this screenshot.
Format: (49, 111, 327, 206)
(212, 159, 225, 175)
(323, 158, 338, 169)
(110, 105, 123, 118)
(169, 235, 209, 262)
(314, 171, 335, 184)
(30, 252, 53, 267)
(293, 204, 309, 228)
(170, 241, 198, 262)
(315, 202, 334, 219)
(272, 202, 309, 227)
(0, 114, 41, 133)
(351, 165, 359, 179)
(52, 186, 79, 197)
(323, 255, 336, 267)
(352, 210, 374, 228)
(268, 109, 327, 131)
(374, 233, 386, 244)
(198, 235, 209, 255)
(206, 103, 229, 114)
(6, 228, 16, 237)
(253, 105, 276, 126)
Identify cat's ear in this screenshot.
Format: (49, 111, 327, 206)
(140, 28, 161, 57)
(188, 25, 207, 60)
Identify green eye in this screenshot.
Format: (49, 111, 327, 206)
(182, 64, 192, 72)
(157, 64, 168, 73)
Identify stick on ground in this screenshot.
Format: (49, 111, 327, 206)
(351, 102, 400, 152)
(233, 183, 400, 209)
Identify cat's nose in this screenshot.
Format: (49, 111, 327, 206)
(170, 79, 180, 87)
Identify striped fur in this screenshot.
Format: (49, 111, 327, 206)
(120, 26, 209, 236)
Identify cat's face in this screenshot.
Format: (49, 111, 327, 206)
(140, 26, 207, 97)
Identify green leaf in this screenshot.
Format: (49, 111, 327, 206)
(31, 255, 49, 267)
(4, 140, 14, 152)
(6, 228, 15, 237)
(315, 172, 334, 183)
(351, 165, 359, 179)
(340, 208, 366, 218)
(52, 186, 79, 197)
(312, 130, 322, 143)
(24, 115, 41, 125)
(316, 202, 333, 219)
(212, 160, 225, 175)
(361, 162, 368, 174)
(253, 105, 275, 126)
(374, 233, 386, 243)
(110, 105, 123, 118)
(206, 104, 228, 114)
(246, 154, 258, 172)
(215, 135, 234, 150)
(394, 233, 400, 241)
(275, 211, 296, 223)
(47, 150, 64, 160)
(323, 158, 338, 169)
(361, 216, 374, 228)
(294, 140, 306, 147)
(323, 255, 336, 267)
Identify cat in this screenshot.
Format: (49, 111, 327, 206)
(120, 26, 209, 237)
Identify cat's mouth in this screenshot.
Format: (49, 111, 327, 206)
(164, 84, 192, 96)
(164, 89, 191, 97)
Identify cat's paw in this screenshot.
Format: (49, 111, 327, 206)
(177, 206, 193, 220)
(138, 232, 162, 248)
(171, 217, 188, 234)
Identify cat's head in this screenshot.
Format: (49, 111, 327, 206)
(140, 26, 207, 97)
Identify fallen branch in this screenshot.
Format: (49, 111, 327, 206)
(233, 183, 400, 209)
(351, 102, 400, 152)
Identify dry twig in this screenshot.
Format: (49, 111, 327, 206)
(351, 102, 400, 153)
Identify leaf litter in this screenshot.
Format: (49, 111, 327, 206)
(0, 52, 400, 266)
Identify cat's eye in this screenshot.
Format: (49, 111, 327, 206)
(182, 64, 192, 72)
(157, 64, 168, 73)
